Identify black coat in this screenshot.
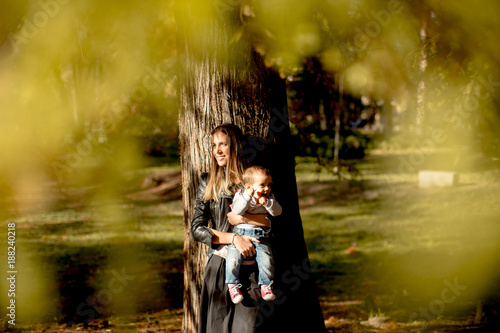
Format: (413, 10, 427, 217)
(190, 173, 234, 254)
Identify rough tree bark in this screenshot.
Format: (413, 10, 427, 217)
(177, 1, 326, 332)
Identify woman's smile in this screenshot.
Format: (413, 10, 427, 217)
(216, 155, 227, 164)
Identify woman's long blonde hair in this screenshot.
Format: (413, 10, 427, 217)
(203, 124, 247, 202)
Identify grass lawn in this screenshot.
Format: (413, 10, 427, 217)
(2, 152, 500, 332)
(295, 155, 500, 329)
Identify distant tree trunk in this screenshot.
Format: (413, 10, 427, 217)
(416, 5, 431, 134)
(333, 72, 344, 175)
(177, 1, 326, 332)
(381, 103, 393, 136)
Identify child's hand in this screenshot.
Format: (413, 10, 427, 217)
(258, 196, 267, 205)
(244, 185, 254, 197)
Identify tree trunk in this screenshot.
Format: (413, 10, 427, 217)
(416, 5, 431, 134)
(333, 72, 344, 175)
(177, 1, 326, 332)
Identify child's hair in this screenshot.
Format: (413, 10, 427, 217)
(243, 165, 271, 185)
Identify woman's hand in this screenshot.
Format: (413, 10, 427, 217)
(232, 234, 259, 258)
(227, 211, 245, 226)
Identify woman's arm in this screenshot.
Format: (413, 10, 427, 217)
(191, 174, 216, 248)
(191, 175, 259, 259)
(211, 228, 259, 258)
(227, 211, 271, 228)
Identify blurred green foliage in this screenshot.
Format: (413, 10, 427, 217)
(0, 0, 179, 323)
(0, 0, 179, 210)
(1, 0, 499, 192)
(1, 0, 500, 326)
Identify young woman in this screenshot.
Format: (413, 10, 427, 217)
(191, 123, 270, 333)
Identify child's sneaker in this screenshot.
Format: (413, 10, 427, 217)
(260, 285, 275, 301)
(228, 284, 243, 304)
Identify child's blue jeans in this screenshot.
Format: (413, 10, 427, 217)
(225, 226, 274, 287)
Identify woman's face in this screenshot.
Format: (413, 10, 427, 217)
(212, 131, 230, 167)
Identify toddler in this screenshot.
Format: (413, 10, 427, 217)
(226, 165, 282, 304)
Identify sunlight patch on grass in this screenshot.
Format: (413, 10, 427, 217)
(13, 209, 94, 225)
(33, 229, 181, 245)
(10, 201, 184, 247)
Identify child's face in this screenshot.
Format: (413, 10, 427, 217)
(251, 173, 272, 199)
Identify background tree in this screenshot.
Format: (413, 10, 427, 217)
(287, 58, 374, 177)
(177, 1, 326, 331)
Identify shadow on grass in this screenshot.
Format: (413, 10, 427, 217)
(32, 240, 184, 325)
(26, 220, 92, 236)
